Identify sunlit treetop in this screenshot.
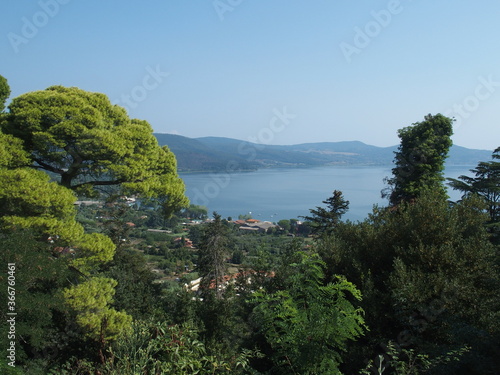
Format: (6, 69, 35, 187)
(2, 85, 188, 214)
(0, 132, 30, 168)
(384, 113, 453, 206)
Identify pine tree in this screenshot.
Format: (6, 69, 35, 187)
(301, 190, 349, 235)
(197, 212, 231, 299)
(3, 85, 188, 213)
(448, 147, 500, 239)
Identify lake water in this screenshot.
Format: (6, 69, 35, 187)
(180, 165, 474, 222)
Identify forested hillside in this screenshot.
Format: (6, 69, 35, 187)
(154, 133, 493, 172)
(1, 78, 499, 374)
(154, 134, 260, 172)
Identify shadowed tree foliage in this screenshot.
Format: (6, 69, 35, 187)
(384, 114, 453, 206)
(0, 166, 116, 272)
(301, 190, 349, 235)
(0, 230, 76, 366)
(251, 251, 366, 374)
(448, 147, 500, 241)
(62, 321, 258, 374)
(0, 74, 10, 112)
(100, 248, 163, 320)
(318, 190, 500, 374)
(197, 212, 231, 299)
(0, 166, 129, 367)
(2, 85, 188, 215)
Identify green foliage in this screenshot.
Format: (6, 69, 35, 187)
(251, 252, 366, 374)
(0, 74, 10, 112)
(63, 277, 132, 342)
(448, 147, 500, 241)
(100, 200, 136, 248)
(181, 204, 208, 220)
(301, 190, 349, 235)
(0, 168, 77, 221)
(231, 249, 244, 264)
(111, 321, 206, 374)
(0, 132, 30, 168)
(0, 168, 84, 241)
(384, 114, 453, 205)
(360, 342, 470, 375)
(2, 88, 496, 375)
(61, 320, 260, 375)
(161, 288, 199, 325)
(387, 194, 499, 337)
(277, 219, 291, 232)
(0, 166, 118, 370)
(73, 233, 116, 273)
(0, 358, 24, 375)
(320, 190, 500, 374)
(0, 230, 76, 365)
(198, 212, 231, 298)
(101, 248, 163, 320)
(0, 167, 116, 275)
(0, 83, 194, 372)
(3, 85, 188, 213)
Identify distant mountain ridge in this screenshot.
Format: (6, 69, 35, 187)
(154, 133, 493, 172)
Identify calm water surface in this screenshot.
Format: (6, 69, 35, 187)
(180, 165, 474, 222)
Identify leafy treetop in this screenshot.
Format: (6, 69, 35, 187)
(301, 190, 349, 235)
(2, 85, 188, 214)
(384, 113, 453, 206)
(448, 147, 500, 223)
(0, 131, 30, 168)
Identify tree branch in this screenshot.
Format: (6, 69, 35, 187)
(71, 179, 126, 190)
(32, 158, 65, 174)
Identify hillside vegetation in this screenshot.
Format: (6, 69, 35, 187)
(1, 77, 499, 374)
(155, 133, 493, 172)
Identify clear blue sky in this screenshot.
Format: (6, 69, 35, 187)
(2, 0, 500, 150)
